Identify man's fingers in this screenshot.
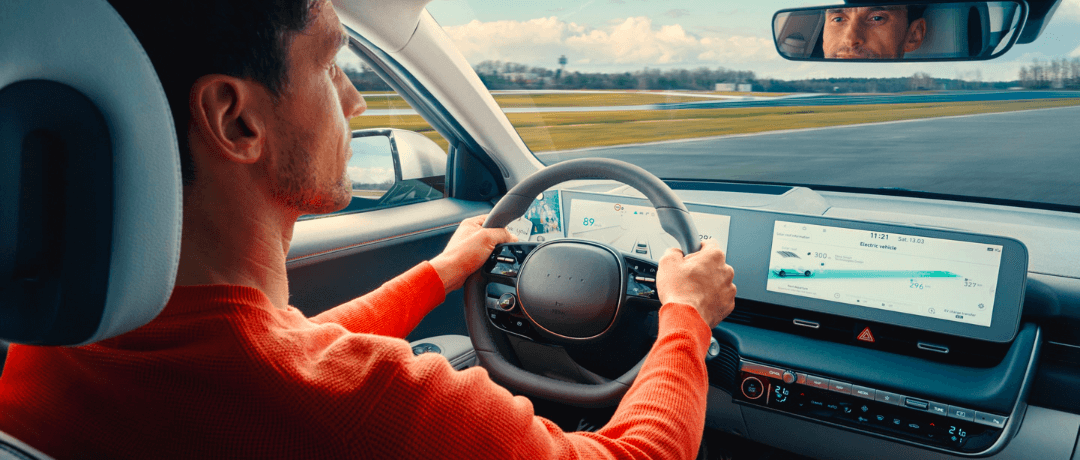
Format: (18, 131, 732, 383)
(466, 214, 487, 227)
(496, 228, 517, 244)
(660, 247, 684, 265)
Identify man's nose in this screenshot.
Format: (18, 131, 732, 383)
(342, 79, 366, 120)
(841, 22, 864, 47)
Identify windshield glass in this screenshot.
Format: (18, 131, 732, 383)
(421, 1, 1080, 208)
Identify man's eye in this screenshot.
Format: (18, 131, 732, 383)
(869, 15, 886, 22)
(830, 16, 844, 23)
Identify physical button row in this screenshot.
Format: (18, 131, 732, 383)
(739, 361, 1008, 429)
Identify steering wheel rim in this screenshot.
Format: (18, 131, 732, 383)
(464, 158, 701, 407)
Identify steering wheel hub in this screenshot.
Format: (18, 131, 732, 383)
(516, 241, 625, 340)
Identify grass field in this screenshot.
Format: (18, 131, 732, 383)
(350, 98, 1080, 153)
(359, 91, 723, 110)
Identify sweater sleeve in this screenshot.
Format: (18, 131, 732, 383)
(351, 302, 713, 460)
(308, 261, 446, 338)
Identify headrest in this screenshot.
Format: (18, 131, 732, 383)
(906, 5, 969, 58)
(0, 0, 182, 345)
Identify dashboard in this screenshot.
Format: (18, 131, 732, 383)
(506, 189, 1027, 343)
(493, 185, 1052, 458)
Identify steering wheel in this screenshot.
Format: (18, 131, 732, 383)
(463, 158, 701, 408)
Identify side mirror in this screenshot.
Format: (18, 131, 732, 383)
(343, 128, 446, 213)
(773, 1, 1027, 62)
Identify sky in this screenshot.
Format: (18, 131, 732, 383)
(381, 0, 1080, 82)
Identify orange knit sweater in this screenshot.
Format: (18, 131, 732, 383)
(0, 262, 712, 459)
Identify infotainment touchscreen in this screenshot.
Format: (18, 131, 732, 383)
(567, 198, 731, 261)
(767, 221, 1002, 327)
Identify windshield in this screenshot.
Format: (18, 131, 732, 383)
(378, 1, 1080, 209)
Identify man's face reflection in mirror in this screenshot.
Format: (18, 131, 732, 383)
(823, 6, 927, 59)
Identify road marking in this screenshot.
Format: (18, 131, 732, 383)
(540, 104, 1080, 155)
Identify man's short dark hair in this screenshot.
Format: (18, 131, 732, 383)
(908, 5, 927, 23)
(108, 0, 320, 186)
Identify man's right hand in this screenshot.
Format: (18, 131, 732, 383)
(656, 239, 736, 329)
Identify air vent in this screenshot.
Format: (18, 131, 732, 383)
(706, 340, 740, 393)
(723, 300, 1008, 367)
(725, 310, 754, 326)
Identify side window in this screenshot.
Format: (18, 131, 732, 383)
(299, 48, 447, 220)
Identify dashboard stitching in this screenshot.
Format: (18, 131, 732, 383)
(286, 223, 461, 263)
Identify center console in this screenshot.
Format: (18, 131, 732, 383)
(734, 359, 1007, 453)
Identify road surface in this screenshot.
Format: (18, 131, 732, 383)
(536, 106, 1080, 207)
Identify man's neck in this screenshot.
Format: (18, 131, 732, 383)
(174, 183, 297, 310)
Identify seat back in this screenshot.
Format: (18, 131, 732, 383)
(0, 0, 182, 346)
(1, 0, 183, 457)
(0, 431, 53, 460)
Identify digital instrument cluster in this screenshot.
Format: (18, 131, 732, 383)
(566, 198, 731, 260)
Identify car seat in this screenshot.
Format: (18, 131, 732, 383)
(0, 0, 183, 457)
(905, 3, 1015, 59)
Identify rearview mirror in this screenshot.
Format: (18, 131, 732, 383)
(773, 1, 1026, 61)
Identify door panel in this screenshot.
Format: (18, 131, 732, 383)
(285, 198, 492, 341)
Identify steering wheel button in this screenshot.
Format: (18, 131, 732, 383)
(497, 293, 517, 311)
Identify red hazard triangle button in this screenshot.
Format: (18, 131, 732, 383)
(857, 327, 876, 343)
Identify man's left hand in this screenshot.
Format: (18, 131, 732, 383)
(430, 215, 517, 294)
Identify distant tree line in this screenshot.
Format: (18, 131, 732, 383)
(352, 180, 393, 191)
(343, 59, 1023, 94)
(343, 64, 393, 91)
(474, 60, 758, 91)
(1018, 57, 1080, 89)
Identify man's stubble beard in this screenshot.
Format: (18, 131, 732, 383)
(272, 119, 353, 216)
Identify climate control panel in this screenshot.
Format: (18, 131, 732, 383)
(733, 360, 1008, 454)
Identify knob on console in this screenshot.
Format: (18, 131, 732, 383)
(741, 376, 765, 400)
(782, 371, 796, 384)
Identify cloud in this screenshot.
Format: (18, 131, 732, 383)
(347, 166, 394, 185)
(1071, 44, 1080, 57)
(442, 16, 776, 69)
(1058, 0, 1080, 22)
(666, 9, 690, 18)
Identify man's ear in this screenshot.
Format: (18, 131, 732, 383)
(904, 18, 927, 53)
(189, 75, 266, 164)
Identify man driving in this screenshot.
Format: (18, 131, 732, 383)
(823, 6, 927, 59)
(0, 0, 736, 458)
